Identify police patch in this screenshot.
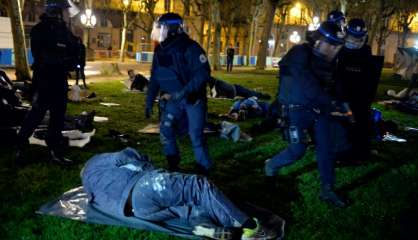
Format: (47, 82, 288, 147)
(199, 54, 207, 63)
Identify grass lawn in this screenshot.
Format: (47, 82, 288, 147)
(1, 68, 417, 239)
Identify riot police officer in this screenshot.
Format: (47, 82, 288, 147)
(145, 13, 212, 175)
(264, 21, 348, 208)
(336, 18, 373, 164)
(327, 10, 346, 31)
(16, 0, 77, 166)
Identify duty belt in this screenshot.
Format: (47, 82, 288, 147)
(285, 104, 321, 114)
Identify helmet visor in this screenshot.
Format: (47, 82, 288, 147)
(151, 21, 169, 43)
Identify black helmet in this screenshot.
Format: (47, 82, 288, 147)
(45, 0, 71, 9)
(327, 10, 345, 23)
(152, 13, 184, 42)
(158, 13, 183, 26)
(346, 18, 368, 38)
(316, 21, 345, 45)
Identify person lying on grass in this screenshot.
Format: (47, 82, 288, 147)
(81, 147, 283, 240)
(228, 97, 270, 121)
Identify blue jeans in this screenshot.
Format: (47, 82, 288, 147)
(159, 99, 212, 169)
(131, 170, 248, 227)
(265, 108, 336, 186)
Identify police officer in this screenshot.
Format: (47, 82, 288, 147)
(327, 10, 346, 31)
(264, 21, 348, 208)
(336, 18, 373, 164)
(145, 13, 212, 175)
(75, 37, 87, 89)
(16, 0, 77, 166)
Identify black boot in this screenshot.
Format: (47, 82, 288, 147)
(15, 138, 30, 167)
(264, 176, 279, 189)
(320, 185, 348, 208)
(49, 150, 74, 166)
(166, 155, 181, 172)
(15, 147, 28, 167)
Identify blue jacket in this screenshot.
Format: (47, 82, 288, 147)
(81, 148, 155, 216)
(231, 97, 269, 115)
(146, 33, 211, 108)
(278, 43, 334, 108)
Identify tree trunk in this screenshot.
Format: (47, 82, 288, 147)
(273, 8, 287, 56)
(205, 18, 212, 54)
(120, 10, 128, 62)
(182, 0, 191, 16)
(223, 23, 233, 51)
(256, 0, 279, 70)
(233, 24, 240, 46)
(246, 2, 262, 66)
(273, 24, 284, 56)
(8, 0, 31, 81)
(211, 0, 221, 70)
(199, 16, 205, 46)
(400, 25, 409, 48)
(246, 16, 256, 66)
(367, 15, 377, 50)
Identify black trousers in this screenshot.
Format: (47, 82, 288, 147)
(18, 70, 68, 151)
(226, 58, 233, 72)
(349, 102, 372, 160)
(75, 66, 86, 87)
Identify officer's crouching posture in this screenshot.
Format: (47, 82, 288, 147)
(145, 13, 212, 175)
(264, 21, 348, 208)
(16, 0, 77, 166)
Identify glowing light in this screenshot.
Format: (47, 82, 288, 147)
(268, 38, 275, 48)
(80, 8, 96, 28)
(289, 31, 301, 44)
(123, 0, 130, 7)
(308, 16, 320, 31)
(290, 3, 302, 17)
(414, 40, 418, 49)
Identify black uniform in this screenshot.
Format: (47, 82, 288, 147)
(226, 47, 235, 72)
(17, 14, 77, 152)
(336, 44, 373, 161)
(75, 41, 86, 88)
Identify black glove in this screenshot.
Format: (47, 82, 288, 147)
(145, 106, 153, 119)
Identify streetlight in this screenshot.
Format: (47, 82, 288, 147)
(308, 16, 320, 31)
(80, 9, 97, 28)
(80, 8, 97, 61)
(289, 31, 301, 44)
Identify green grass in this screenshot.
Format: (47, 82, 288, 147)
(1, 69, 417, 239)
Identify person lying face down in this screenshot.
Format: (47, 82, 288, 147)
(208, 77, 271, 100)
(81, 147, 283, 240)
(228, 97, 270, 121)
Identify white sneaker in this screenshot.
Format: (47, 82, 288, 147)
(193, 225, 235, 240)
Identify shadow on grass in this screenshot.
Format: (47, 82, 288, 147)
(339, 136, 418, 193)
